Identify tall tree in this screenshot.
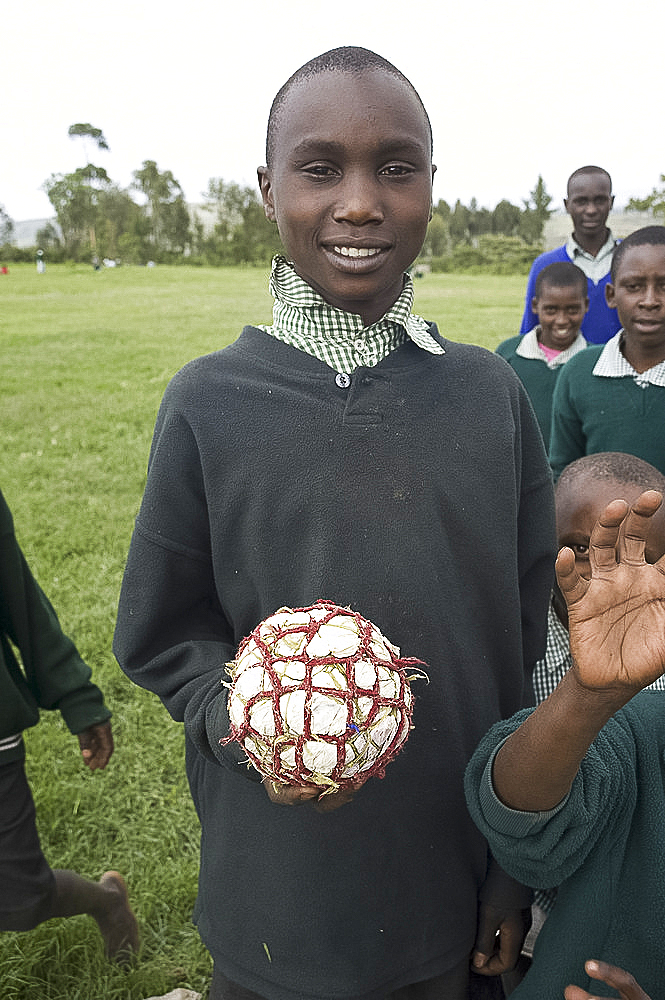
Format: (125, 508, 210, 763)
(0, 204, 14, 245)
(52, 123, 113, 251)
(627, 175, 665, 221)
(132, 160, 191, 257)
(200, 179, 281, 263)
(68, 123, 110, 161)
(492, 199, 521, 237)
(43, 165, 113, 258)
(520, 175, 553, 243)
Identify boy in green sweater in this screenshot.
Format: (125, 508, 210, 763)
(496, 261, 588, 447)
(550, 226, 665, 478)
(0, 487, 138, 960)
(465, 488, 665, 998)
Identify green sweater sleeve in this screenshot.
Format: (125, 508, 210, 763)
(0, 489, 111, 738)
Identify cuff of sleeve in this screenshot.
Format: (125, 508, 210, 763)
(479, 738, 569, 837)
(206, 686, 263, 781)
(57, 685, 112, 735)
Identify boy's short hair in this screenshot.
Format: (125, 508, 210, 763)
(610, 225, 665, 282)
(557, 451, 665, 495)
(265, 46, 433, 167)
(566, 165, 612, 195)
(534, 261, 587, 299)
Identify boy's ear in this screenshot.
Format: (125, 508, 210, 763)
(531, 296, 539, 315)
(605, 282, 616, 308)
(429, 164, 437, 220)
(257, 166, 276, 222)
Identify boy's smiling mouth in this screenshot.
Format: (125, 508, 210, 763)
(333, 246, 381, 258)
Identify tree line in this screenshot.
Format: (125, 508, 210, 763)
(3, 124, 662, 272)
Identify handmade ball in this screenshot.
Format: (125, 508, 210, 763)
(221, 601, 425, 792)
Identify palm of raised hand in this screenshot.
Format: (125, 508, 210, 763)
(556, 493, 665, 694)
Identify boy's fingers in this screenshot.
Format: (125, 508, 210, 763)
(585, 959, 645, 995)
(262, 777, 319, 806)
(555, 546, 588, 605)
(588, 499, 628, 574)
(618, 490, 663, 566)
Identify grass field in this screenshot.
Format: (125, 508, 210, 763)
(0, 263, 526, 998)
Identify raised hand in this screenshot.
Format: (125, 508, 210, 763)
(556, 491, 665, 696)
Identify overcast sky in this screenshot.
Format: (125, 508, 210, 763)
(3, 0, 663, 222)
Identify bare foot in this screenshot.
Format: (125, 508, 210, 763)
(96, 871, 140, 962)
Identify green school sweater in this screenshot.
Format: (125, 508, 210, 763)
(0, 489, 110, 761)
(465, 693, 665, 998)
(549, 346, 665, 479)
(496, 336, 562, 448)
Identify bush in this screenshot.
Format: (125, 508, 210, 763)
(427, 236, 541, 276)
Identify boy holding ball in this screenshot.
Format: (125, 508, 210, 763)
(115, 47, 555, 999)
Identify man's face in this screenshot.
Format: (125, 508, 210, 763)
(606, 244, 665, 354)
(533, 282, 588, 351)
(556, 475, 665, 579)
(564, 172, 614, 243)
(258, 70, 435, 326)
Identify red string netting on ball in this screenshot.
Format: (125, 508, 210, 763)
(220, 600, 427, 793)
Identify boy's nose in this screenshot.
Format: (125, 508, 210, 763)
(640, 283, 660, 307)
(333, 175, 384, 225)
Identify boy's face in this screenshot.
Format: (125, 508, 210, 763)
(532, 282, 588, 351)
(258, 69, 435, 326)
(564, 172, 614, 243)
(605, 244, 665, 354)
(556, 474, 665, 580)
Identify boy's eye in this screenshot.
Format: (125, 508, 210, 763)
(572, 543, 589, 557)
(302, 163, 338, 177)
(379, 163, 414, 176)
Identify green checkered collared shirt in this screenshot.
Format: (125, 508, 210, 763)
(257, 255, 444, 375)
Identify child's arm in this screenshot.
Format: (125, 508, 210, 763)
(492, 491, 665, 813)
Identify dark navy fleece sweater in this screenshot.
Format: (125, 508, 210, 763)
(114, 325, 555, 1000)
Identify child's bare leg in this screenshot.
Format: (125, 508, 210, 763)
(51, 869, 139, 960)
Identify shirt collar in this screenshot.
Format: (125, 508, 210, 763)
(593, 331, 665, 387)
(259, 255, 444, 374)
(566, 229, 617, 264)
(516, 327, 588, 368)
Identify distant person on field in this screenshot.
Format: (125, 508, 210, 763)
(0, 487, 139, 961)
(550, 225, 665, 479)
(520, 166, 620, 345)
(496, 261, 588, 447)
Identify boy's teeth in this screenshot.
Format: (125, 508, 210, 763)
(334, 246, 380, 258)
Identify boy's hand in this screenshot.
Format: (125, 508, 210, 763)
(78, 721, 114, 770)
(262, 776, 365, 812)
(556, 490, 665, 696)
(564, 959, 652, 1000)
(471, 902, 531, 976)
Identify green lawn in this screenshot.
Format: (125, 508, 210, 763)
(0, 263, 526, 998)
